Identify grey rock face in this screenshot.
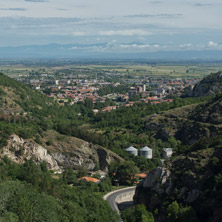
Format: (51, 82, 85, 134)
(0, 134, 123, 172)
(192, 72, 222, 97)
(142, 167, 172, 194)
(1, 135, 60, 171)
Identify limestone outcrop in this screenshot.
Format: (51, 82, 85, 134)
(0, 133, 123, 172)
(1, 135, 60, 171)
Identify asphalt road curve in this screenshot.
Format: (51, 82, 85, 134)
(104, 187, 136, 214)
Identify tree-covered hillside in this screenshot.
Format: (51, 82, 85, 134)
(1, 73, 220, 171)
(0, 156, 118, 222)
(0, 73, 90, 148)
(192, 71, 222, 97)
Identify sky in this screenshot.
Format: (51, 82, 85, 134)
(0, 0, 222, 53)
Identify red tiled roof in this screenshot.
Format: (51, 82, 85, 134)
(151, 101, 161, 104)
(79, 177, 100, 183)
(136, 174, 147, 178)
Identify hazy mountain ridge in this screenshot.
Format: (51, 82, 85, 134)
(1, 44, 222, 60)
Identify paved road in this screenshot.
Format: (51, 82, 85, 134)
(104, 187, 136, 214)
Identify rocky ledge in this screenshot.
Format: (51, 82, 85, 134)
(0, 134, 123, 172)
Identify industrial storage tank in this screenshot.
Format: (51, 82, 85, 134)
(125, 146, 138, 156)
(139, 146, 152, 159)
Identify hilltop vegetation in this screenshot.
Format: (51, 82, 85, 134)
(143, 94, 222, 148)
(190, 93, 222, 124)
(192, 71, 222, 97)
(0, 73, 89, 148)
(0, 74, 121, 221)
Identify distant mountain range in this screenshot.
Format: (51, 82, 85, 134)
(1, 43, 222, 61)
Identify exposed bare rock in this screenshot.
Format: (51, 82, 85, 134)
(51, 143, 122, 171)
(142, 167, 172, 194)
(186, 189, 202, 203)
(0, 133, 123, 172)
(134, 148, 222, 222)
(0, 135, 60, 171)
(192, 71, 222, 97)
(41, 130, 123, 171)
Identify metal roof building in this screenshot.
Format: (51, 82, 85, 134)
(163, 148, 173, 159)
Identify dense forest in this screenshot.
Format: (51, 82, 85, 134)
(0, 156, 118, 221)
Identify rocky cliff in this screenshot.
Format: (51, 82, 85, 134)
(134, 147, 222, 222)
(0, 131, 123, 172)
(192, 71, 222, 97)
(0, 134, 60, 171)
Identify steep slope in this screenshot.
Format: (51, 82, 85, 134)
(0, 132, 122, 171)
(192, 71, 222, 97)
(134, 145, 222, 222)
(144, 94, 222, 145)
(0, 73, 54, 114)
(176, 94, 222, 145)
(133, 73, 222, 222)
(1, 134, 60, 171)
(42, 130, 123, 171)
(190, 94, 222, 125)
(0, 73, 123, 171)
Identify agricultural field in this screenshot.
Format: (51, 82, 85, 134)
(1, 62, 222, 80)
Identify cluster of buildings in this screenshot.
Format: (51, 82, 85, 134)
(78, 173, 147, 184)
(125, 146, 173, 159)
(16, 68, 201, 113)
(128, 84, 146, 98)
(33, 78, 176, 110)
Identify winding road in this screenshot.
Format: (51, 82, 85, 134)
(104, 187, 136, 214)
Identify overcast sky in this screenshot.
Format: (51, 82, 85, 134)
(0, 0, 222, 52)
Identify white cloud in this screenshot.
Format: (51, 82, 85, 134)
(179, 43, 192, 48)
(120, 44, 150, 48)
(208, 41, 218, 47)
(153, 44, 160, 48)
(70, 46, 79, 50)
(98, 29, 152, 36)
(0, 0, 222, 52)
(72, 31, 86, 36)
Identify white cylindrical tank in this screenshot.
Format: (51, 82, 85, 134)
(139, 146, 152, 159)
(125, 146, 138, 156)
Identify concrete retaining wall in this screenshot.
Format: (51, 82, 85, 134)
(104, 187, 136, 215)
(115, 190, 135, 204)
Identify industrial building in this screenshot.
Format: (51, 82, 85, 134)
(163, 148, 173, 159)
